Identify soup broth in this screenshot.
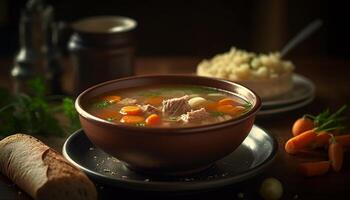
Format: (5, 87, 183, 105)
(84, 84, 251, 127)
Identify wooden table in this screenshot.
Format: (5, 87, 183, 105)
(1, 57, 350, 200)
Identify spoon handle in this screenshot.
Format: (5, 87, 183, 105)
(281, 19, 323, 57)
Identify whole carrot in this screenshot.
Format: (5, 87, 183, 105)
(292, 117, 314, 136)
(285, 129, 318, 154)
(298, 161, 330, 176)
(311, 132, 331, 149)
(329, 136, 343, 172)
(335, 135, 350, 149)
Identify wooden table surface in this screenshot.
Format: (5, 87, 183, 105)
(1, 57, 350, 200)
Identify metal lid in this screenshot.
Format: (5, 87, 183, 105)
(71, 16, 137, 34)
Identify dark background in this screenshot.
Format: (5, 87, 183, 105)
(0, 0, 349, 59)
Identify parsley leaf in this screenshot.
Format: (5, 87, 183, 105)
(0, 78, 81, 137)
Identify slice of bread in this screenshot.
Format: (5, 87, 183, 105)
(0, 134, 97, 200)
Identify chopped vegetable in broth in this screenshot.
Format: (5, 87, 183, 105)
(84, 85, 251, 127)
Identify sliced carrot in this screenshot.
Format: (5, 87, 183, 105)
(298, 161, 330, 176)
(285, 130, 318, 154)
(311, 132, 331, 148)
(120, 106, 142, 115)
(292, 117, 314, 136)
(144, 96, 164, 106)
(216, 105, 245, 116)
(335, 135, 350, 149)
(329, 137, 343, 172)
(145, 114, 161, 125)
(205, 102, 219, 111)
(218, 98, 240, 106)
(120, 115, 145, 124)
(103, 95, 121, 103)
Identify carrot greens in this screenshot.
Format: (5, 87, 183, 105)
(305, 105, 347, 132)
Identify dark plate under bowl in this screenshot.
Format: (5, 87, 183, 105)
(63, 125, 277, 192)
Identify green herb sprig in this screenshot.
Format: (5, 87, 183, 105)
(0, 78, 80, 137)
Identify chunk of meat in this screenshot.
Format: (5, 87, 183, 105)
(118, 98, 137, 105)
(181, 108, 210, 123)
(140, 104, 160, 114)
(162, 95, 191, 116)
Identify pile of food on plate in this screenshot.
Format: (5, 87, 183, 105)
(197, 47, 295, 99)
(285, 105, 349, 176)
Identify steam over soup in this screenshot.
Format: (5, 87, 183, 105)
(84, 85, 252, 127)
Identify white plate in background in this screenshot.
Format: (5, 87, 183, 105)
(262, 74, 315, 107)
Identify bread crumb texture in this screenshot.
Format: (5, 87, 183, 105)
(0, 134, 97, 200)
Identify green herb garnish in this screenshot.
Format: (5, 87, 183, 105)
(62, 98, 80, 132)
(106, 117, 117, 122)
(305, 105, 348, 132)
(243, 102, 252, 109)
(94, 100, 113, 108)
(0, 78, 80, 137)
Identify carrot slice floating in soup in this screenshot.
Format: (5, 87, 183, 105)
(145, 114, 161, 125)
(120, 106, 142, 115)
(103, 95, 121, 103)
(216, 105, 245, 116)
(205, 102, 219, 111)
(120, 115, 145, 124)
(218, 98, 240, 106)
(144, 96, 164, 106)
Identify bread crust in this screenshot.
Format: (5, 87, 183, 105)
(0, 134, 97, 200)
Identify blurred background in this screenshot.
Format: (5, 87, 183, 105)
(0, 0, 348, 59)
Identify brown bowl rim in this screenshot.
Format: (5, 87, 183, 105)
(75, 74, 261, 135)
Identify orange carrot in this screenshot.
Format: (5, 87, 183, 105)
(292, 117, 314, 136)
(218, 98, 240, 106)
(120, 106, 142, 115)
(103, 95, 121, 103)
(145, 114, 161, 125)
(120, 115, 145, 124)
(329, 136, 343, 172)
(311, 132, 331, 148)
(298, 161, 330, 176)
(205, 102, 218, 111)
(144, 96, 164, 106)
(285, 130, 318, 154)
(335, 135, 350, 149)
(216, 105, 245, 116)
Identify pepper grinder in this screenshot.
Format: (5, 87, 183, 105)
(42, 6, 63, 94)
(26, 0, 45, 63)
(11, 11, 38, 94)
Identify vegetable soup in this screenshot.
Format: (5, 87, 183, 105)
(84, 85, 252, 127)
